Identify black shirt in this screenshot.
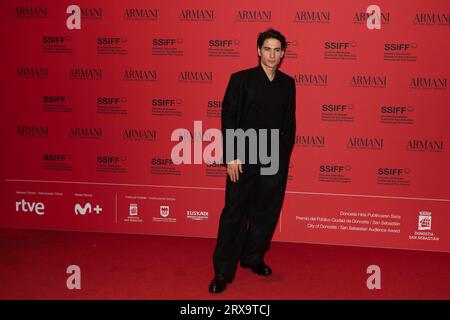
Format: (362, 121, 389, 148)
(221, 64, 296, 165)
(243, 64, 288, 130)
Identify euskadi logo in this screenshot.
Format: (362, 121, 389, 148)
(187, 210, 209, 221)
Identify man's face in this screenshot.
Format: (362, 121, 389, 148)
(258, 38, 284, 69)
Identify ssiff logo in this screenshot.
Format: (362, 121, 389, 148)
(418, 211, 431, 230)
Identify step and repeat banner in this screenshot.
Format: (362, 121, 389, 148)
(1, 1, 449, 252)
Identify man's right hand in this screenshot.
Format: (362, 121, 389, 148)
(227, 159, 243, 182)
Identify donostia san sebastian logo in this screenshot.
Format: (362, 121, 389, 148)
(123, 8, 157, 21)
(179, 9, 214, 21)
(125, 202, 142, 223)
(418, 211, 431, 230)
(129, 203, 138, 216)
(408, 211, 439, 242)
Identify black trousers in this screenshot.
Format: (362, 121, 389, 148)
(212, 163, 289, 278)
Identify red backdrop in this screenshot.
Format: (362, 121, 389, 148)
(1, 0, 449, 252)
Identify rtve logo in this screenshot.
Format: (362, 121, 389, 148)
(15, 199, 45, 215)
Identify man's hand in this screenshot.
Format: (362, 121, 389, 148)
(227, 159, 243, 182)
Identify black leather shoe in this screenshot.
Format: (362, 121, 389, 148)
(241, 262, 272, 276)
(208, 274, 233, 293)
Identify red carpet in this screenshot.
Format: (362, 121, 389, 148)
(0, 228, 448, 300)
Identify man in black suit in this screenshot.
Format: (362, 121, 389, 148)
(209, 28, 296, 293)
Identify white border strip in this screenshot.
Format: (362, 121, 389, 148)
(5, 178, 450, 202)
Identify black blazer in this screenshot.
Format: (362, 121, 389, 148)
(221, 65, 296, 166)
